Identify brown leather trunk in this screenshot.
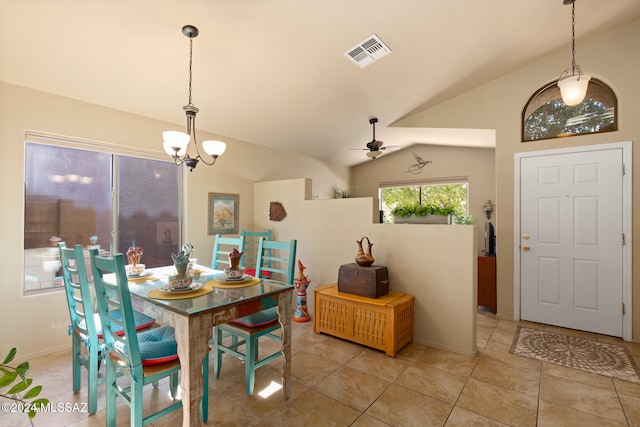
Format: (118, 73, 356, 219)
(337, 263, 389, 298)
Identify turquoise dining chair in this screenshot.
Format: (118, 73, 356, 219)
(240, 229, 272, 276)
(211, 234, 245, 270)
(212, 238, 297, 396)
(58, 243, 103, 415)
(90, 249, 209, 426)
(59, 242, 157, 414)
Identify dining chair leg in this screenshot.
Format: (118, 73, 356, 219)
(201, 358, 209, 423)
(130, 380, 143, 427)
(88, 344, 99, 414)
(106, 361, 117, 427)
(213, 327, 223, 379)
(245, 337, 257, 397)
(72, 336, 81, 393)
(169, 372, 179, 399)
(253, 337, 260, 363)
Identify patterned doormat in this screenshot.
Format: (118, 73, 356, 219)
(510, 327, 640, 384)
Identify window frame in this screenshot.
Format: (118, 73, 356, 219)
(23, 132, 183, 295)
(521, 78, 618, 142)
(378, 177, 469, 224)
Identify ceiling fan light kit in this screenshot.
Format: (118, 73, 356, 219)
(347, 117, 402, 160)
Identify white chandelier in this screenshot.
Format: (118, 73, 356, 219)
(163, 25, 226, 172)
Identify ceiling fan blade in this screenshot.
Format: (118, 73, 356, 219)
(380, 145, 401, 151)
(372, 140, 384, 149)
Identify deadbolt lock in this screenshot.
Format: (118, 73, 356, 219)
(522, 245, 530, 251)
(523, 234, 530, 240)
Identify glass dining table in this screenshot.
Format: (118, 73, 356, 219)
(124, 265, 294, 427)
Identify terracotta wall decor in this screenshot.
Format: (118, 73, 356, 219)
(269, 201, 286, 221)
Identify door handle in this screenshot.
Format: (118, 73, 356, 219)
(522, 245, 530, 251)
(523, 234, 530, 240)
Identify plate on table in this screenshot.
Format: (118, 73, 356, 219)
(215, 274, 253, 283)
(159, 282, 204, 293)
(127, 270, 150, 279)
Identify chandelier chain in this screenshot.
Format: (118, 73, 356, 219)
(187, 37, 194, 107)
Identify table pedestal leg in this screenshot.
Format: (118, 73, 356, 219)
(278, 290, 292, 398)
(174, 313, 213, 427)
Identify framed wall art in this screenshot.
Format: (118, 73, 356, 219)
(208, 193, 239, 235)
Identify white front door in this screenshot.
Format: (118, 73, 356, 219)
(519, 148, 623, 336)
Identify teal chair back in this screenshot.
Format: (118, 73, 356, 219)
(256, 238, 297, 285)
(240, 229, 272, 272)
(211, 234, 245, 269)
(59, 242, 102, 414)
(91, 250, 147, 378)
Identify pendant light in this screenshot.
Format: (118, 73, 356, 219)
(557, 0, 591, 106)
(163, 25, 226, 172)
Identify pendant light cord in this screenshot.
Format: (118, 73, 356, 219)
(570, 1, 577, 75)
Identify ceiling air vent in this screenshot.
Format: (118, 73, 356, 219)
(344, 34, 391, 68)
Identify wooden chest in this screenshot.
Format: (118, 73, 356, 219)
(314, 283, 414, 357)
(338, 263, 389, 298)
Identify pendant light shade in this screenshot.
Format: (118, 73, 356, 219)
(162, 131, 190, 157)
(558, 74, 591, 106)
(557, 0, 591, 106)
(202, 140, 227, 157)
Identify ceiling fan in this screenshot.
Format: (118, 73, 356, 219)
(350, 118, 400, 159)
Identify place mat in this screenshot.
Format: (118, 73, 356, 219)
(148, 284, 213, 300)
(127, 274, 158, 283)
(510, 326, 640, 384)
(207, 277, 260, 289)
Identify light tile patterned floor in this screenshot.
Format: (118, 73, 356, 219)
(2, 311, 640, 426)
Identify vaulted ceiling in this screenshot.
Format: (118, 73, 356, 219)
(2, 1, 639, 165)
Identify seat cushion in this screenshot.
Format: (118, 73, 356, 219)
(230, 307, 279, 328)
(138, 326, 179, 366)
(81, 309, 155, 338)
(244, 269, 271, 279)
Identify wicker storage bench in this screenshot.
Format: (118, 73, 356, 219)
(314, 283, 414, 357)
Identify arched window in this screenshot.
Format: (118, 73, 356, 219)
(522, 78, 617, 142)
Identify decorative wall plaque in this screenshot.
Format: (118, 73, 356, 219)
(269, 202, 286, 221)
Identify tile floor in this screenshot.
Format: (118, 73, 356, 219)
(2, 311, 640, 426)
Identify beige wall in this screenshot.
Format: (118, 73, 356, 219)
(395, 20, 640, 340)
(351, 144, 495, 255)
(253, 178, 477, 355)
(0, 82, 349, 359)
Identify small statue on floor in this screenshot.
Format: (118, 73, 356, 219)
(293, 260, 311, 322)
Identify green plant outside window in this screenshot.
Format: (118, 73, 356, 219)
(380, 182, 467, 223)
